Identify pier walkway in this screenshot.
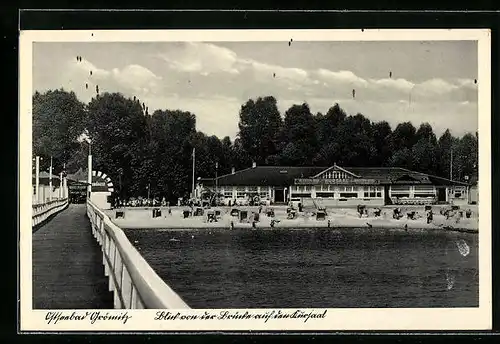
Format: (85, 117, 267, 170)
(32, 204, 113, 309)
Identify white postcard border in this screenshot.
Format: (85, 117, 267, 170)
(19, 28, 492, 332)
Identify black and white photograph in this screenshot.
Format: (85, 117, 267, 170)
(20, 29, 492, 331)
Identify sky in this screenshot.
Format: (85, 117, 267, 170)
(33, 40, 478, 139)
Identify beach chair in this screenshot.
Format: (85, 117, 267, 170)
(266, 208, 275, 217)
(206, 210, 217, 223)
(316, 211, 326, 221)
(407, 211, 416, 220)
(239, 210, 248, 222)
(152, 208, 162, 218)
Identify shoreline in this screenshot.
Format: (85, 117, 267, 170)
(119, 224, 478, 234)
(107, 205, 478, 234)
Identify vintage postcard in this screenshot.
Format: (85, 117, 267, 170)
(19, 28, 492, 332)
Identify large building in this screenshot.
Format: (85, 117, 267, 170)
(196, 164, 471, 207)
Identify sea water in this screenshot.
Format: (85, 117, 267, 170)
(124, 228, 478, 309)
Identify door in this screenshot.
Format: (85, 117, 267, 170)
(383, 186, 392, 205)
(274, 187, 284, 203)
(438, 188, 446, 202)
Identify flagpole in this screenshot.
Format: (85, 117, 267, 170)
(450, 147, 453, 180)
(49, 156, 53, 201)
(215, 161, 218, 194)
(192, 148, 195, 199)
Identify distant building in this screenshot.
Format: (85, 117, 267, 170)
(66, 168, 114, 209)
(32, 171, 64, 203)
(196, 164, 471, 207)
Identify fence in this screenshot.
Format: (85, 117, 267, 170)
(86, 199, 190, 309)
(32, 198, 68, 227)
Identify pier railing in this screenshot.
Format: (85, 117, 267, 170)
(86, 199, 190, 309)
(32, 198, 68, 228)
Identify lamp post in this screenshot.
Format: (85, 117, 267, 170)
(87, 140, 92, 199)
(59, 172, 63, 199)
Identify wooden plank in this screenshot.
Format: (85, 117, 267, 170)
(32, 204, 113, 309)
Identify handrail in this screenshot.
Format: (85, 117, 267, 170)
(86, 199, 190, 309)
(32, 198, 68, 228)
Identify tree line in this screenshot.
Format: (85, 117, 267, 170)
(33, 89, 478, 202)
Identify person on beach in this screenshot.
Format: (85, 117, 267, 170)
(427, 210, 433, 224)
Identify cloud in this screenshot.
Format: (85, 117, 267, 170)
(69, 58, 110, 79)
(316, 69, 369, 88)
(111, 64, 162, 95)
(160, 42, 239, 75)
(33, 42, 478, 139)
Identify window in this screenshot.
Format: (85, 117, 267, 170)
(391, 185, 410, 198)
(319, 184, 332, 192)
(363, 186, 382, 198)
(236, 186, 246, 198)
(339, 192, 358, 198)
(454, 186, 466, 198)
(291, 193, 312, 198)
(316, 192, 335, 198)
(259, 188, 269, 198)
(223, 189, 233, 198)
(247, 186, 258, 196)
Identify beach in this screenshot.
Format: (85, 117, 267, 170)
(105, 204, 479, 233)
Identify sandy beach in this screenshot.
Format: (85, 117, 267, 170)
(104, 205, 479, 233)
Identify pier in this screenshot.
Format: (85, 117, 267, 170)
(31, 199, 190, 309)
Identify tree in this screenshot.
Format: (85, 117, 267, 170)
(148, 109, 196, 201)
(371, 121, 393, 166)
(32, 89, 87, 172)
(391, 122, 417, 151)
(237, 96, 283, 165)
(86, 93, 149, 198)
(454, 133, 478, 182)
(316, 103, 347, 146)
(436, 129, 453, 178)
(280, 103, 318, 165)
(415, 123, 438, 146)
(389, 147, 414, 170)
(412, 138, 438, 175)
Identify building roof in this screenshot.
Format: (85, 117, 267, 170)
(345, 167, 468, 186)
(32, 172, 62, 186)
(200, 165, 468, 187)
(205, 166, 328, 187)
